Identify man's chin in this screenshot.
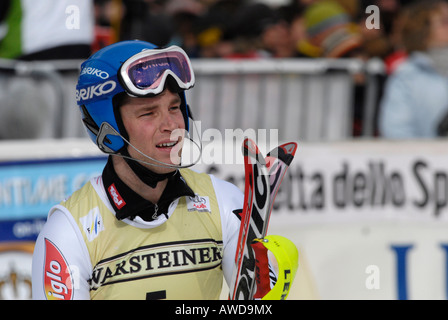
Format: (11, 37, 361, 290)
(149, 156, 182, 173)
(128, 148, 182, 173)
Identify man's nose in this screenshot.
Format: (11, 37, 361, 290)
(159, 112, 179, 132)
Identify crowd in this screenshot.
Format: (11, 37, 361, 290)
(378, 0, 448, 138)
(91, 0, 412, 138)
(97, 0, 447, 139)
(94, 0, 409, 64)
(0, 0, 411, 64)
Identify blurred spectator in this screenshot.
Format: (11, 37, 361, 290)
(296, 0, 363, 58)
(379, 0, 448, 139)
(293, 0, 368, 136)
(92, 0, 125, 53)
(194, 0, 249, 58)
(165, 0, 205, 57)
(357, 0, 410, 73)
(0, 0, 94, 60)
(225, 3, 281, 58)
(0, 0, 95, 140)
(381, 3, 408, 74)
(357, 1, 392, 61)
(120, 0, 174, 47)
(104, 0, 318, 59)
(288, 5, 308, 57)
(260, 3, 306, 58)
(335, 0, 359, 19)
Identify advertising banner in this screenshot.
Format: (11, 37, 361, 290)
(0, 157, 107, 220)
(194, 139, 448, 300)
(0, 146, 106, 300)
(2, 138, 448, 299)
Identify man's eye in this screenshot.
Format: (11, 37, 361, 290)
(140, 111, 154, 117)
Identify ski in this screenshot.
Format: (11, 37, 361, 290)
(230, 138, 297, 300)
(251, 141, 298, 299)
(263, 141, 298, 237)
(230, 138, 270, 300)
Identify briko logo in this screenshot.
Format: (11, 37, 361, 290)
(80, 67, 110, 79)
(75, 80, 117, 102)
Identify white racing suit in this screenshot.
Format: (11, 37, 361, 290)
(32, 168, 252, 300)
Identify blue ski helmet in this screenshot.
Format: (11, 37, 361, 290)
(76, 40, 194, 154)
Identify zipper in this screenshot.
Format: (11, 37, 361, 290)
(151, 203, 159, 220)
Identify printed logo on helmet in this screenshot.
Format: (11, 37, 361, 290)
(108, 183, 126, 209)
(43, 238, 73, 300)
(75, 80, 117, 103)
(80, 67, 110, 79)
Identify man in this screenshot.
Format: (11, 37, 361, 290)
(31, 40, 258, 300)
(0, 0, 93, 60)
(379, 0, 448, 138)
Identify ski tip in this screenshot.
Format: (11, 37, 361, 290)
(283, 142, 298, 156)
(267, 142, 298, 166)
(242, 138, 266, 165)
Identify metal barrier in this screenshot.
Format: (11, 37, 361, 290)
(0, 57, 385, 142)
(0, 59, 82, 139)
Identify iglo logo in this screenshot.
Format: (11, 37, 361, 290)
(75, 80, 117, 102)
(43, 238, 73, 300)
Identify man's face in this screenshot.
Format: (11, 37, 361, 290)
(119, 89, 185, 174)
(429, 3, 448, 48)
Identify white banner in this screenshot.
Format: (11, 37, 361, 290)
(194, 138, 448, 300)
(3, 138, 448, 299)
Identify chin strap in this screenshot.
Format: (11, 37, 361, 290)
(96, 122, 202, 170)
(121, 149, 176, 188)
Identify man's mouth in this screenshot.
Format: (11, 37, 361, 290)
(156, 141, 178, 148)
(156, 135, 183, 149)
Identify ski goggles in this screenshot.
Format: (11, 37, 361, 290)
(119, 45, 195, 97)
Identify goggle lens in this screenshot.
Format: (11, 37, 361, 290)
(124, 50, 193, 94)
